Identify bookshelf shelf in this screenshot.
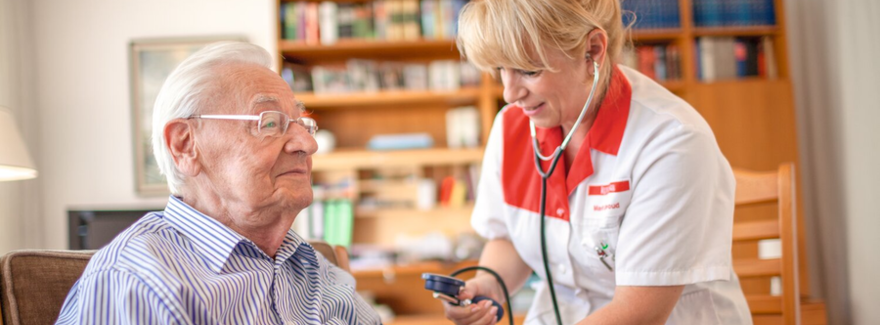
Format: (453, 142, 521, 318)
(311, 147, 484, 172)
(693, 26, 780, 37)
(297, 88, 481, 108)
(279, 39, 458, 62)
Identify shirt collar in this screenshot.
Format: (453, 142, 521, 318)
(163, 195, 248, 274)
(587, 66, 631, 156)
(534, 65, 631, 157)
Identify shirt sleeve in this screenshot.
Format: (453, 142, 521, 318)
(471, 109, 510, 240)
(55, 268, 187, 325)
(614, 124, 736, 286)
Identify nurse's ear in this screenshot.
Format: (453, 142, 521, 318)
(584, 28, 608, 76)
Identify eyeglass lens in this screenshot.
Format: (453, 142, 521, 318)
(258, 112, 317, 137)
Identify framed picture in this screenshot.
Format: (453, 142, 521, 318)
(130, 36, 246, 196)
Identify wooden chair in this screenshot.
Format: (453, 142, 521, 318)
(0, 241, 349, 325)
(733, 163, 827, 325)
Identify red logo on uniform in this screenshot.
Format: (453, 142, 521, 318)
(594, 202, 620, 211)
(588, 181, 630, 196)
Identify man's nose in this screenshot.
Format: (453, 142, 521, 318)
(283, 126, 318, 156)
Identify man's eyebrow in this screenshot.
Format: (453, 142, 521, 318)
(295, 99, 306, 114)
(254, 95, 279, 104)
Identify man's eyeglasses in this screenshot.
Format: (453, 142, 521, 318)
(188, 111, 318, 137)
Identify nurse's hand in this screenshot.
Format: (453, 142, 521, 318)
(443, 276, 502, 325)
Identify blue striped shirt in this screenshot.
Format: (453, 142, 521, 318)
(57, 196, 382, 325)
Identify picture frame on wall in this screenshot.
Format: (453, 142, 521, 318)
(129, 36, 246, 196)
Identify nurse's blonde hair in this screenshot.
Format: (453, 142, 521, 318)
(456, 0, 625, 86)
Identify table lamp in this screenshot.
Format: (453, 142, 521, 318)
(0, 105, 37, 181)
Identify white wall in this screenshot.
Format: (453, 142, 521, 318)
(26, 0, 276, 250)
(0, 0, 42, 254)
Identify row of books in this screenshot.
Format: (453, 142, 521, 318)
(693, 0, 776, 27)
(621, 0, 681, 30)
(621, 44, 683, 82)
(696, 37, 778, 82)
(282, 59, 481, 95)
(293, 183, 356, 247)
(280, 0, 467, 45)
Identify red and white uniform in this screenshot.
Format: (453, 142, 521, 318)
(472, 66, 752, 324)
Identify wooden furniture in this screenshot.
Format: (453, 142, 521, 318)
(732, 163, 827, 325)
(0, 242, 348, 325)
(275, 0, 803, 323)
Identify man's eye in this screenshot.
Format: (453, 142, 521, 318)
(520, 70, 539, 76)
(263, 121, 277, 128)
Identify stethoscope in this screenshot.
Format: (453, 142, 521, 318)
(423, 57, 602, 325)
(531, 57, 601, 325)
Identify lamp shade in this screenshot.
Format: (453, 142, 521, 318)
(0, 106, 37, 181)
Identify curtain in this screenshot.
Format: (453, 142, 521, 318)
(787, 0, 880, 324)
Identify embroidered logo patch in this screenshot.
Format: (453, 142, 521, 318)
(588, 181, 630, 196)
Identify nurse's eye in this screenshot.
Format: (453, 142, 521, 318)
(517, 69, 540, 77)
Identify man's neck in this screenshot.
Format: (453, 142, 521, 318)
(179, 189, 294, 259)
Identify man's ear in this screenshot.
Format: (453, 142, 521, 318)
(164, 119, 201, 177)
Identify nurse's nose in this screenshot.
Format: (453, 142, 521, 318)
(501, 70, 527, 104)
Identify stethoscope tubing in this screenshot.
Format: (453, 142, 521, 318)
(531, 59, 601, 325)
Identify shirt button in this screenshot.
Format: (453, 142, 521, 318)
(556, 208, 565, 216)
(559, 263, 567, 274)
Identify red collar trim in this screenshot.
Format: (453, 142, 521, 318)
(588, 66, 631, 156)
(500, 67, 632, 220)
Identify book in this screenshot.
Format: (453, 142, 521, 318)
(281, 62, 313, 92)
(319, 2, 338, 45)
(446, 106, 480, 149)
(367, 133, 435, 151)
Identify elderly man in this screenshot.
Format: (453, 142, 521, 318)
(56, 42, 381, 324)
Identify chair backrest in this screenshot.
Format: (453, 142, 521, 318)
(0, 241, 349, 325)
(0, 250, 93, 325)
(309, 240, 350, 272)
(732, 163, 801, 325)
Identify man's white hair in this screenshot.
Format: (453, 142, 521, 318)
(151, 41, 273, 194)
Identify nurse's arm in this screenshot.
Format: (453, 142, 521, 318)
(472, 239, 533, 302)
(576, 285, 685, 325)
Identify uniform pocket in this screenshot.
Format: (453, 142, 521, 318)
(575, 214, 623, 283)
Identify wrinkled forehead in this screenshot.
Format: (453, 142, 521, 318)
(250, 95, 306, 115)
(208, 62, 303, 115)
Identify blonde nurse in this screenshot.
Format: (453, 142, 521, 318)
(441, 0, 753, 324)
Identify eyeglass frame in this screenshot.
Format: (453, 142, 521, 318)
(187, 111, 318, 137)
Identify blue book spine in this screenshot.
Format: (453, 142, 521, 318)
(670, 0, 681, 28)
(703, 0, 722, 27)
(764, 0, 777, 25)
(736, 1, 752, 26)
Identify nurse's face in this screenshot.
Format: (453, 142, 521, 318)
(499, 45, 594, 130)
